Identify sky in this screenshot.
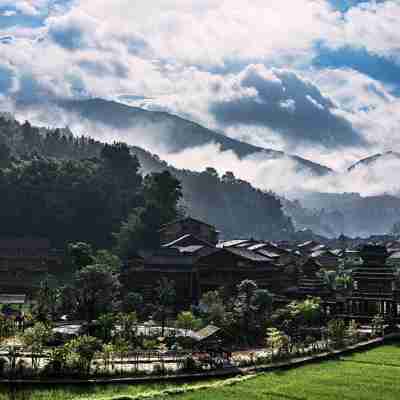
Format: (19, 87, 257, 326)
(1, 0, 400, 173)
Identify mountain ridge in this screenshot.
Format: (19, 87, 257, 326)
(59, 98, 334, 176)
(348, 151, 400, 171)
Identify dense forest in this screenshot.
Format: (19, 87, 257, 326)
(127, 146, 294, 240)
(0, 114, 294, 248)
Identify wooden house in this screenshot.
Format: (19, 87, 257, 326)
(159, 217, 219, 245)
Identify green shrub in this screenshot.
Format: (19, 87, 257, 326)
(328, 319, 346, 348)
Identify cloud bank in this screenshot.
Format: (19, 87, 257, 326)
(1, 0, 400, 179)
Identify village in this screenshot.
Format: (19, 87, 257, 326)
(0, 216, 398, 381)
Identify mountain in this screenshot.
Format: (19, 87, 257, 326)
(0, 114, 294, 242)
(348, 151, 400, 171)
(59, 98, 333, 176)
(290, 191, 400, 238)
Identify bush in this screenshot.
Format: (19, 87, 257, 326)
(371, 314, 385, 337)
(328, 319, 346, 348)
(43, 347, 69, 377)
(65, 335, 102, 376)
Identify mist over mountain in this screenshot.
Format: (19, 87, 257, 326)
(286, 191, 400, 238)
(57, 98, 333, 176)
(0, 104, 400, 239)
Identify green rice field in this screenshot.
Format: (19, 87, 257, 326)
(2, 344, 400, 400)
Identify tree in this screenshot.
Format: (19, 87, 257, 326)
(200, 290, 221, 311)
(222, 171, 235, 184)
(176, 311, 201, 334)
(114, 205, 164, 256)
(114, 169, 183, 257)
(200, 290, 227, 326)
(116, 312, 137, 343)
(68, 242, 94, 270)
(101, 142, 138, 171)
(155, 277, 176, 336)
(113, 337, 130, 373)
(34, 275, 60, 322)
(66, 335, 102, 375)
(97, 313, 117, 343)
(74, 264, 120, 323)
(288, 298, 321, 327)
(235, 280, 258, 342)
(122, 292, 144, 314)
(93, 249, 121, 272)
(327, 319, 346, 348)
(143, 170, 182, 223)
(204, 167, 219, 179)
(371, 314, 385, 337)
(22, 322, 52, 372)
(347, 320, 359, 344)
(266, 328, 289, 359)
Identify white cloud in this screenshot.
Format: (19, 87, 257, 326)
(69, 0, 341, 67)
(1, 10, 17, 16)
(327, 1, 400, 63)
(2, 0, 400, 182)
(161, 142, 400, 197)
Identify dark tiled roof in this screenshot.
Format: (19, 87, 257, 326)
(176, 245, 206, 254)
(162, 234, 214, 248)
(218, 239, 253, 248)
(159, 217, 216, 232)
(255, 249, 281, 259)
(226, 247, 272, 263)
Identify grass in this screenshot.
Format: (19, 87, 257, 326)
(2, 344, 400, 400)
(175, 344, 400, 400)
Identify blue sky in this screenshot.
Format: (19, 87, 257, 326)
(1, 0, 400, 170)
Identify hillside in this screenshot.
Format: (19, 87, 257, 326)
(293, 191, 400, 238)
(59, 98, 333, 176)
(0, 114, 294, 243)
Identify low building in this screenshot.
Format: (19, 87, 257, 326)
(286, 258, 330, 299)
(159, 217, 219, 245)
(310, 249, 340, 270)
(124, 244, 294, 307)
(337, 245, 400, 323)
(0, 238, 62, 295)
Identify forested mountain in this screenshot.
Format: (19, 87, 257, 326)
(288, 192, 400, 238)
(59, 98, 333, 176)
(0, 115, 294, 245)
(127, 146, 294, 240)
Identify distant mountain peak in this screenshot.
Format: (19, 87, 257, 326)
(348, 151, 400, 171)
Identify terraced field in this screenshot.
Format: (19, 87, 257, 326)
(2, 344, 400, 400)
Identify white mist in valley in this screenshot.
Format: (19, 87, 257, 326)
(9, 103, 400, 200)
(162, 143, 400, 198)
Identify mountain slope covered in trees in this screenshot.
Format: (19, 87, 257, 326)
(0, 115, 294, 244)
